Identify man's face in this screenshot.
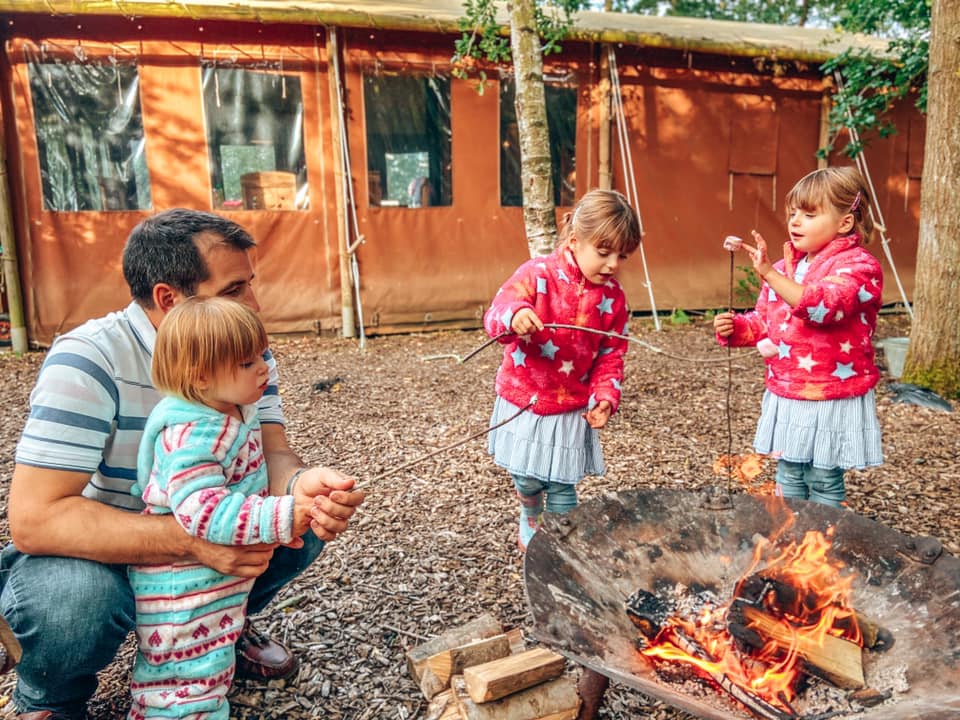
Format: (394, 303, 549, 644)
(191, 236, 260, 313)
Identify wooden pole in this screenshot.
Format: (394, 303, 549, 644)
(597, 45, 612, 191)
(817, 87, 831, 169)
(326, 28, 355, 338)
(597, 0, 613, 190)
(0, 94, 27, 354)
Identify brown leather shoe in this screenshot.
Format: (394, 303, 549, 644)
(235, 620, 299, 680)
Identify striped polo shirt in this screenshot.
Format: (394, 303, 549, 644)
(15, 302, 285, 512)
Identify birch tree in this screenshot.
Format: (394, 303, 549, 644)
(454, 0, 581, 258)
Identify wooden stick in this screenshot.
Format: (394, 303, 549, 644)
(360, 398, 535, 487)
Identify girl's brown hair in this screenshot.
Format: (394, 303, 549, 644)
(559, 189, 642, 254)
(152, 296, 268, 404)
(785, 166, 874, 244)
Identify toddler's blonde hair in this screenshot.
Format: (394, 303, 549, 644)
(153, 296, 268, 404)
(785, 166, 874, 244)
(559, 189, 642, 254)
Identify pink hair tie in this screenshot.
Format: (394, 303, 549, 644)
(850, 191, 862, 212)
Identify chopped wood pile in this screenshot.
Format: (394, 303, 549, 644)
(407, 614, 580, 720)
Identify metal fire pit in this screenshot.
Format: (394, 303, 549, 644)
(524, 488, 960, 719)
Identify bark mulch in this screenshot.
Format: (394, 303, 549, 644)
(0, 313, 956, 719)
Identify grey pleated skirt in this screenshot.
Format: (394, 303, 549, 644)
(754, 389, 883, 470)
(488, 395, 605, 484)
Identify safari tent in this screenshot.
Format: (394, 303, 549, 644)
(0, 1, 923, 347)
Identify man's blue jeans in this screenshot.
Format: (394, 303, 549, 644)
(775, 459, 846, 507)
(0, 533, 324, 714)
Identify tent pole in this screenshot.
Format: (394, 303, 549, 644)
(0, 100, 27, 354)
(326, 28, 355, 338)
(597, 42, 612, 191)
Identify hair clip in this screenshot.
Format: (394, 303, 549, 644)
(849, 191, 862, 213)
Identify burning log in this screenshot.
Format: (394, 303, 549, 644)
(728, 602, 865, 690)
(627, 589, 797, 720)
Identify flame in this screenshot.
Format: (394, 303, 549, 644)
(713, 453, 775, 495)
(638, 526, 862, 712)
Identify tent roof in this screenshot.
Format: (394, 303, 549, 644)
(0, 0, 890, 63)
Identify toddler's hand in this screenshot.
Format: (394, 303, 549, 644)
(583, 400, 612, 429)
(511, 308, 544, 336)
(713, 312, 735, 338)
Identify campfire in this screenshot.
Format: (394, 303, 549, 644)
(628, 521, 891, 719)
(523, 489, 960, 720)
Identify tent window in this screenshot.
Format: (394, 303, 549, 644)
(363, 73, 452, 208)
(27, 56, 151, 212)
(202, 65, 308, 211)
(500, 76, 577, 208)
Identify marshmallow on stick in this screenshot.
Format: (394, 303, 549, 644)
(723, 235, 744, 252)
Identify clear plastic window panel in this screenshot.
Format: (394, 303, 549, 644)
(202, 64, 308, 211)
(500, 76, 577, 208)
(27, 52, 151, 212)
(363, 73, 452, 207)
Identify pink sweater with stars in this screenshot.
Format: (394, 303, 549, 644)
(484, 247, 630, 416)
(718, 234, 883, 401)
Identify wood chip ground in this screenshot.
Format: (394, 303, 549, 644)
(0, 313, 955, 720)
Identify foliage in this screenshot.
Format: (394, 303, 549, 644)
(610, 0, 845, 26)
(820, 0, 930, 157)
(735, 265, 761, 306)
(609, 0, 931, 157)
(668, 308, 691, 325)
(453, 0, 585, 85)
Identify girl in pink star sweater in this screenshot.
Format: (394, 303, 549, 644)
(714, 167, 884, 507)
(484, 189, 642, 550)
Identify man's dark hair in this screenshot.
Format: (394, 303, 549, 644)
(122, 208, 256, 308)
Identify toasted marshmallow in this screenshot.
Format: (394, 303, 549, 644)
(723, 235, 743, 252)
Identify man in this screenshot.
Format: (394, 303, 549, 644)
(0, 209, 366, 719)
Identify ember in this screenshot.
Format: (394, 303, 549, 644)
(713, 453, 774, 494)
(629, 525, 865, 718)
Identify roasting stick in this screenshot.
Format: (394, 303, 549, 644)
(724, 235, 739, 495)
(422, 326, 735, 365)
(354, 396, 537, 489)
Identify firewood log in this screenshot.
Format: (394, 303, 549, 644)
(463, 647, 565, 703)
(451, 674, 580, 720)
(427, 634, 512, 686)
(406, 614, 503, 699)
(734, 604, 865, 690)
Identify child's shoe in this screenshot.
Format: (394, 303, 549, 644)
(517, 513, 541, 552)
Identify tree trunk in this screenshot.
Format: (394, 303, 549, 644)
(906, 0, 960, 397)
(509, 0, 558, 257)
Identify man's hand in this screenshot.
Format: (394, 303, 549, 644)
(190, 538, 277, 578)
(713, 311, 735, 338)
(293, 466, 365, 542)
(583, 400, 612, 429)
(511, 308, 544, 336)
